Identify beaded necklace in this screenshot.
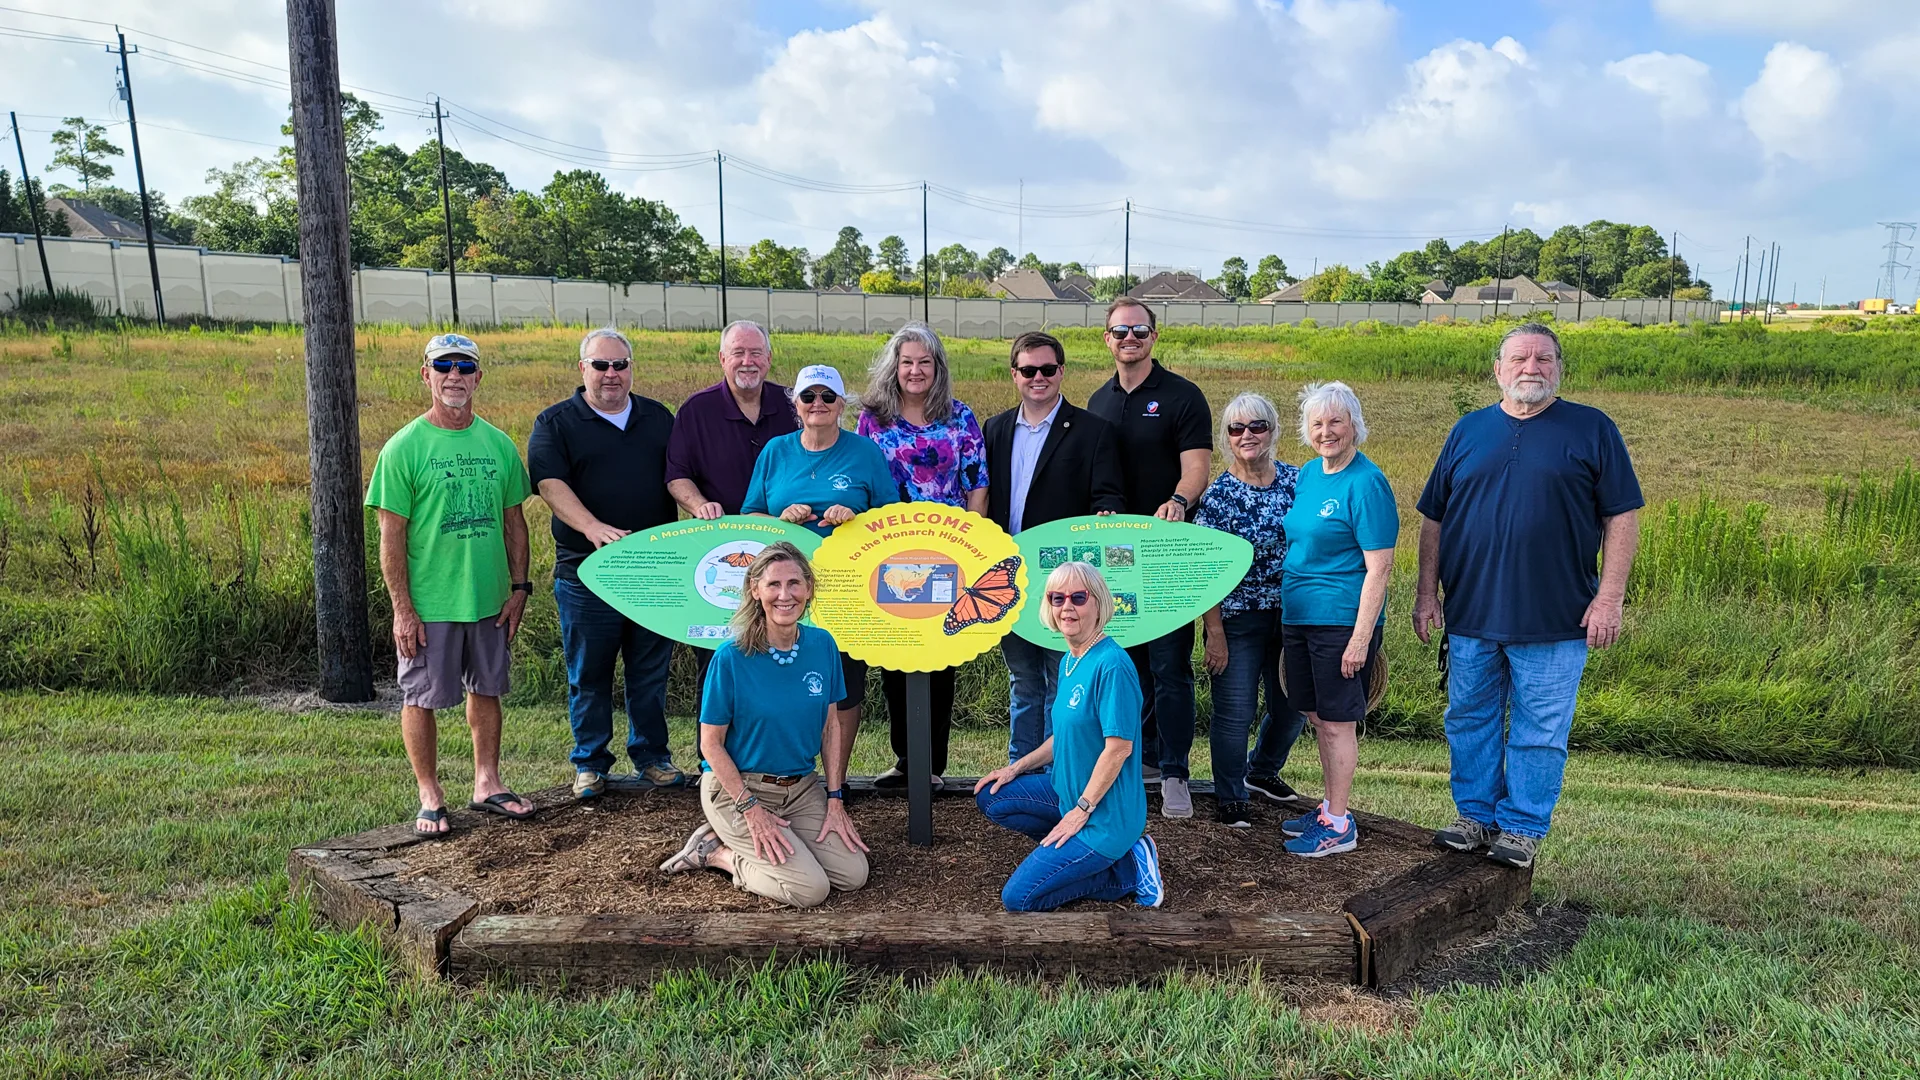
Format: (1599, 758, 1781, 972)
(1062, 634, 1105, 680)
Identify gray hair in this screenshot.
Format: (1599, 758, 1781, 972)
(579, 326, 632, 360)
(1038, 562, 1116, 634)
(1297, 381, 1369, 447)
(1218, 391, 1281, 460)
(1495, 322, 1562, 366)
(863, 322, 953, 426)
(721, 319, 771, 355)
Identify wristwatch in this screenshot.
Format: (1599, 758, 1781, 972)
(1075, 795, 1095, 813)
(510, 581, 533, 594)
(1168, 493, 1190, 509)
(826, 787, 846, 801)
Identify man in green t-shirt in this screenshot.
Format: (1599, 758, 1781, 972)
(365, 332, 536, 836)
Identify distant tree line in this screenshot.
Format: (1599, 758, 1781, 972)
(8, 111, 1709, 302)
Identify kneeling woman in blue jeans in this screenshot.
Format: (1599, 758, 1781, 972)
(974, 562, 1165, 911)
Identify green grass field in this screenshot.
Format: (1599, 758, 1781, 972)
(3, 694, 1917, 1077)
(5, 319, 1920, 1075)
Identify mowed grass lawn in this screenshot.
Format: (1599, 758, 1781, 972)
(4, 692, 1918, 1077)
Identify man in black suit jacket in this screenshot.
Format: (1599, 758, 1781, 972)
(984, 330, 1126, 763)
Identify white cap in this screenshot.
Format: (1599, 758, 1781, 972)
(423, 332, 481, 361)
(793, 364, 846, 397)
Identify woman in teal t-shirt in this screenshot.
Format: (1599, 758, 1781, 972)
(741, 363, 898, 746)
(659, 542, 870, 909)
(973, 563, 1165, 911)
(1277, 381, 1398, 859)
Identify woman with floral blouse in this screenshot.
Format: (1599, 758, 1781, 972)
(1193, 391, 1308, 828)
(857, 322, 989, 787)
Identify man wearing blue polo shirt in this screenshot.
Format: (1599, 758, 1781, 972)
(1413, 323, 1643, 870)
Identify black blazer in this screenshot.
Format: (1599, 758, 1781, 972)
(985, 399, 1127, 533)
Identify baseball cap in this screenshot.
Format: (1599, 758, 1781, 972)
(793, 364, 846, 397)
(424, 332, 481, 362)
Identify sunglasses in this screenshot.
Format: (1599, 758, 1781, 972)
(1227, 420, 1273, 436)
(797, 389, 839, 404)
(1046, 590, 1091, 608)
(1014, 362, 1061, 379)
(587, 359, 631, 372)
(429, 358, 479, 375)
(1107, 324, 1153, 340)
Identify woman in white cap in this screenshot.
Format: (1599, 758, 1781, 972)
(742, 363, 898, 742)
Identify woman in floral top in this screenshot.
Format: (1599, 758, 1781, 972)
(1194, 391, 1308, 827)
(857, 322, 989, 787)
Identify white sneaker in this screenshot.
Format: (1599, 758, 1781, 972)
(1159, 776, 1193, 819)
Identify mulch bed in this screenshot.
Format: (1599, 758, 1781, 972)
(402, 786, 1437, 917)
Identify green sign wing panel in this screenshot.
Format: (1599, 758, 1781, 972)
(578, 517, 823, 650)
(1011, 515, 1255, 650)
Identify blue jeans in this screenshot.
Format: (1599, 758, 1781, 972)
(555, 577, 675, 775)
(1127, 620, 1197, 779)
(1002, 634, 1062, 763)
(976, 774, 1138, 911)
(1207, 609, 1308, 801)
(1443, 634, 1589, 839)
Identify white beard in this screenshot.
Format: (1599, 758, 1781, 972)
(1504, 378, 1557, 406)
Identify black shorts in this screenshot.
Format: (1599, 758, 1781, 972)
(1283, 623, 1383, 723)
(838, 651, 869, 710)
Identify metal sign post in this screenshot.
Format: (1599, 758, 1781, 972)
(906, 670, 935, 846)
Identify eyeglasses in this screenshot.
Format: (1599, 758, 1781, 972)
(797, 389, 839, 404)
(1014, 362, 1061, 379)
(1046, 590, 1091, 608)
(429, 358, 478, 375)
(587, 359, 631, 372)
(1227, 420, 1272, 436)
(1107, 324, 1153, 340)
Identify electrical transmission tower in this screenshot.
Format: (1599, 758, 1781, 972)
(1877, 221, 1915, 299)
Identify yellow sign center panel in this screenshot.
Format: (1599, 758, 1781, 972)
(809, 503, 1027, 671)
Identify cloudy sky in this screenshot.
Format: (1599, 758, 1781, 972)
(2, 0, 1915, 300)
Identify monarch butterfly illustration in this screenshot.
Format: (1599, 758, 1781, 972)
(942, 556, 1022, 636)
(718, 551, 759, 568)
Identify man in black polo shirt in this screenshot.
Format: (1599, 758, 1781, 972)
(528, 328, 683, 800)
(1085, 297, 1213, 819)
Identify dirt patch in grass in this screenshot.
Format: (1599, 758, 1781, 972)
(400, 786, 1437, 916)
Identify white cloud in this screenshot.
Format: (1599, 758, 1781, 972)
(1739, 42, 1844, 161)
(1309, 36, 1534, 201)
(1605, 51, 1714, 121)
(738, 16, 955, 168)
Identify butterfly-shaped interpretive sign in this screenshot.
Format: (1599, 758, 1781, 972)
(809, 503, 1028, 671)
(1011, 515, 1254, 650)
(577, 517, 823, 649)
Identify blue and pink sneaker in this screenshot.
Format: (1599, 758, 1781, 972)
(1283, 810, 1359, 858)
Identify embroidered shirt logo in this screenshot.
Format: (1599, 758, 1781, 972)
(1068, 685, 1086, 708)
(828, 473, 853, 491)
(1145, 401, 1160, 415)
(803, 671, 826, 696)
(1319, 499, 1339, 517)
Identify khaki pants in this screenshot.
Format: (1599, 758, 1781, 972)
(700, 771, 869, 908)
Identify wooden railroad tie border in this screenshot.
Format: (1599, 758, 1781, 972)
(288, 779, 1531, 989)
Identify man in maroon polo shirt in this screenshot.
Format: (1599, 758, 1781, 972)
(666, 319, 801, 700)
(666, 320, 799, 519)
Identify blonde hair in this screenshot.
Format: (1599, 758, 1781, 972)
(727, 542, 814, 655)
(1038, 562, 1116, 635)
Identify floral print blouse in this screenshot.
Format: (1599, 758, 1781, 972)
(1193, 460, 1300, 616)
(856, 400, 989, 507)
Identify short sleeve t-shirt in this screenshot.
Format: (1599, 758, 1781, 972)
(1415, 400, 1644, 642)
(1050, 636, 1147, 861)
(1280, 452, 1399, 627)
(856, 400, 989, 507)
(364, 414, 532, 623)
(740, 429, 900, 536)
(698, 624, 846, 776)
(1193, 461, 1300, 617)
(1085, 361, 1213, 515)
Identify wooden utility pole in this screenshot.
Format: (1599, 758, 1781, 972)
(9, 111, 55, 297)
(288, 0, 374, 702)
(115, 31, 165, 321)
(432, 96, 459, 324)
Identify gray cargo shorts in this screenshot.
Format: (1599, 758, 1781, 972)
(397, 618, 511, 709)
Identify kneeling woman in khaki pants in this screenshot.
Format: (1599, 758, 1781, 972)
(660, 541, 869, 907)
